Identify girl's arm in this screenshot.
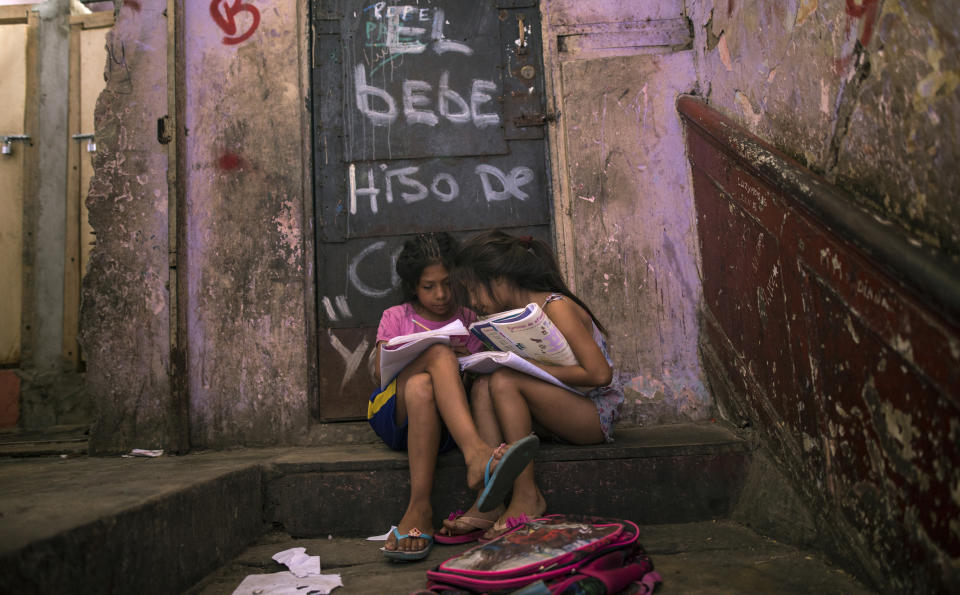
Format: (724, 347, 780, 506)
(529, 299, 612, 388)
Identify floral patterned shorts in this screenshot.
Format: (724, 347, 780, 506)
(586, 381, 624, 442)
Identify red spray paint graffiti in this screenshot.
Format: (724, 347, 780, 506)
(835, 0, 880, 74)
(217, 152, 247, 171)
(210, 0, 260, 46)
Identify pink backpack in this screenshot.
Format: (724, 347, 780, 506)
(425, 514, 661, 594)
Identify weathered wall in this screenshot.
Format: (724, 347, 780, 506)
(80, 1, 172, 452)
(688, 0, 960, 261)
(83, 0, 312, 449)
(682, 0, 960, 590)
(681, 94, 960, 593)
(183, 1, 310, 447)
(544, 0, 711, 426)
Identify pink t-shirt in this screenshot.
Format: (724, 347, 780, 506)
(377, 302, 485, 354)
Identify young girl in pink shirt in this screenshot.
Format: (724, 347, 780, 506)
(369, 232, 538, 561)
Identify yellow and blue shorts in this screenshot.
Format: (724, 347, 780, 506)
(367, 376, 457, 453)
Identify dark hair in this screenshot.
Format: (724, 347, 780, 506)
(453, 230, 606, 334)
(395, 232, 459, 304)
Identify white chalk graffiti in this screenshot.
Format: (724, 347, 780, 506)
(326, 329, 370, 391)
(475, 165, 534, 201)
(321, 295, 353, 322)
(347, 241, 403, 298)
(349, 163, 534, 215)
(355, 66, 500, 128)
(366, 5, 472, 56)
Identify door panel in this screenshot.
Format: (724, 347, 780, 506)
(0, 23, 28, 365)
(313, 0, 550, 420)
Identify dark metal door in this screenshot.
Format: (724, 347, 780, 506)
(312, 0, 550, 420)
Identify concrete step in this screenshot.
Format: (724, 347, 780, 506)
(268, 422, 751, 536)
(0, 422, 751, 594)
(187, 521, 873, 594)
(0, 424, 88, 457)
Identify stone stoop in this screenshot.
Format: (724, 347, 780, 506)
(266, 422, 751, 537)
(0, 422, 750, 595)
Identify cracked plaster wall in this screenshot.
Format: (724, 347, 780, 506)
(688, 0, 959, 261)
(685, 1, 960, 590)
(80, 1, 957, 461)
(545, 0, 710, 427)
(80, 1, 172, 453)
(183, 0, 310, 447)
(559, 52, 709, 425)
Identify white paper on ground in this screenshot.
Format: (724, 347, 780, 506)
(366, 526, 397, 541)
(272, 547, 321, 578)
(231, 571, 342, 595)
(123, 449, 164, 458)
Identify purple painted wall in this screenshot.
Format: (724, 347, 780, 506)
(81, 0, 960, 480)
(81, 0, 172, 453)
(183, 0, 311, 447)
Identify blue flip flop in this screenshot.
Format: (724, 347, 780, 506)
(381, 527, 434, 561)
(476, 434, 540, 512)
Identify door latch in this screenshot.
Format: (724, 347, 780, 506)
(1, 134, 30, 155)
(512, 110, 559, 128)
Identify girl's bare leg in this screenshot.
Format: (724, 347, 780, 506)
(384, 373, 439, 553)
(439, 376, 503, 537)
(483, 369, 604, 538)
(399, 345, 529, 491)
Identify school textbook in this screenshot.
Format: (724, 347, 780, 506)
(457, 303, 584, 395)
(466, 302, 577, 366)
(378, 320, 469, 390)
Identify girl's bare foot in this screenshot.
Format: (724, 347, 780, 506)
(463, 436, 539, 492)
(437, 503, 502, 538)
(463, 443, 502, 491)
(483, 489, 547, 541)
(383, 504, 434, 553)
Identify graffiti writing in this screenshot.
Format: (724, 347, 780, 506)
(348, 162, 534, 215)
(210, 0, 260, 46)
(363, 5, 471, 57)
(355, 66, 499, 128)
(326, 330, 370, 391)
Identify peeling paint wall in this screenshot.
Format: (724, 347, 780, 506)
(688, 0, 960, 260)
(183, 1, 310, 447)
(81, 0, 312, 450)
(682, 0, 960, 589)
(80, 1, 171, 453)
(544, 0, 710, 426)
(561, 54, 707, 423)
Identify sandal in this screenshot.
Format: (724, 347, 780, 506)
(381, 527, 434, 561)
(479, 513, 532, 544)
(476, 434, 539, 513)
(435, 509, 496, 544)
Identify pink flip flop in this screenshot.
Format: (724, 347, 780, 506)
(435, 510, 495, 545)
(477, 513, 532, 544)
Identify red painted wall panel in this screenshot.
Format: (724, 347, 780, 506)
(679, 95, 960, 592)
